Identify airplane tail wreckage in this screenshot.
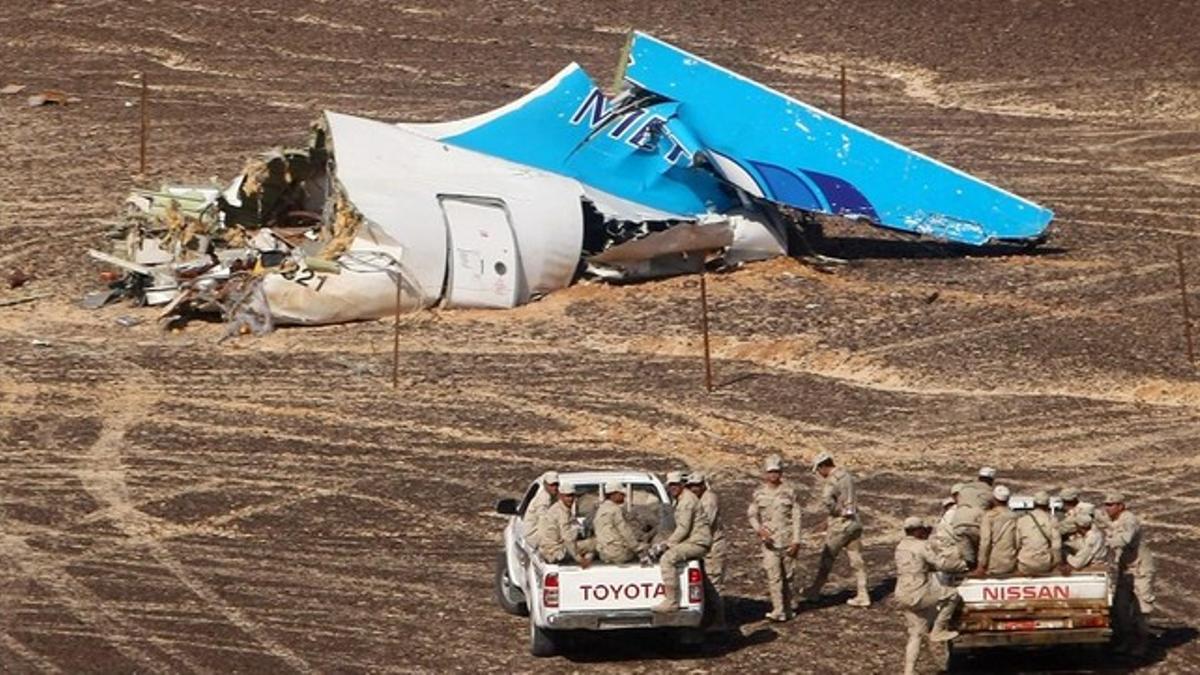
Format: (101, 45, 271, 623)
(87, 32, 1053, 333)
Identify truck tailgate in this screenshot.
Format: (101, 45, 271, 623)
(958, 573, 1108, 606)
(557, 565, 686, 611)
(954, 572, 1111, 647)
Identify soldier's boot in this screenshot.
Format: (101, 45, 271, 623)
(652, 579, 680, 613)
(802, 546, 835, 601)
(928, 597, 961, 642)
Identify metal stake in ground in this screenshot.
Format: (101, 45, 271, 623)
(700, 257, 713, 393)
(840, 65, 847, 119)
(392, 270, 403, 388)
(1177, 243, 1195, 365)
(139, 73, 148, 176)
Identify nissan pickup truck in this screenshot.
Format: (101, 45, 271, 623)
(493, 471, 706, 657)
(947, 495, 1113, 664)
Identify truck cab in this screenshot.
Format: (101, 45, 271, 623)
(493, 471, 706, 656)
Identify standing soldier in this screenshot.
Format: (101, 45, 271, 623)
(522, 471, 559, 545)
(747, 453, 803, 622)
(688, 472, 728, 630)
(652, 472, 712, 613)
(1015, 490, 1061, 575)
(594, 482, 647, 564)
(973, 485, 1018, 576)
(803, 452, 869, 607)
(895, 516, 966, 675)
(957, 467, 996, 510)
(536, 482, 596, 567)
(1104, 493, 1156, 656)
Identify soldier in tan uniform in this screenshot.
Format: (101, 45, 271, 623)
(536, 482, 596, 567)
(803, 452, 869, 607)
(1104, 493, 1156, 656)
(522, 471, 559, 545)
(1015, 490, 1061, 575)
(1064, 512, 1106, 570)
(688, 472, 728, 630)
(895, 516, 966, 675)
(747, 454, 803, 622)
(973, 485, 1018, 576)
(1057, 487, 1095, 551)
(957, 466, 996, 511)
(949, 483, 984, 569)
(593, 481, 647, 564)
(652, 471, 712, 612)
(931, 493, 965, 570)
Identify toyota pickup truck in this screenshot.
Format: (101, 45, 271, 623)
(493, 471, 706, 656)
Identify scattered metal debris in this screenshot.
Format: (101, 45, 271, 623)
(26, 90, 77, 107)
(115, 315, 143, 328)
(1, 84, 26, 95)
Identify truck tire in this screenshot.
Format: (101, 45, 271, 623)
(674, 627, 705, 651)
(529, 621, 559, 657)
(494, 550, 528, 616)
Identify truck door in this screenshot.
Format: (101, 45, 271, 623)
(440, 196, 520, 309)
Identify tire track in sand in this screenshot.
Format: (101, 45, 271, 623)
(76, 357, 316, 674)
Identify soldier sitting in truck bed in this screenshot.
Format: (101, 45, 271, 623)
(537, 482, 597, 567)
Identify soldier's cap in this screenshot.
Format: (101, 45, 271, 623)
(1075, 512, 1094, 528)
(686, 471, 706, 485)
(993, 485, 1011, 502)
(903, 516, 927, 531)
(603, 481, 625, 495)
(978, 466, 997, 479)
(542, 470, 560, 485)
(763, 454, 783, 472)
(1059, 487, 1080, 501)
(941, 496, 956, 508)
(811, 451, 834, 472)
(950, 482, 965, 495)
(558, 482, 577, 496)
(1103, 492, 1125, 505)
(1033, 490, 1050, 506)
(665, 470, 686, 485)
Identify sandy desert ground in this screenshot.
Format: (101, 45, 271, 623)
(1, 1, 1199, 672)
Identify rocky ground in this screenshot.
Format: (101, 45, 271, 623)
(1, 0, 1199, 672)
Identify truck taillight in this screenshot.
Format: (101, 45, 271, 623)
(543, 573, 559, 608)
(687, 567, 703, 603)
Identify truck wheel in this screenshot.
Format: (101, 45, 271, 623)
(530, 621, 559, 657)
(493, 551, 527, 616)
(674, 627, 705, 651)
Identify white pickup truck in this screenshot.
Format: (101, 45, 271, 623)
(493, 471, 706, 657)
(948, 496, 1113, 663)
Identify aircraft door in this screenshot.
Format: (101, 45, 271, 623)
(440, 196, 520, 309)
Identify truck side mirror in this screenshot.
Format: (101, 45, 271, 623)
(496, 498, 519, 515)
